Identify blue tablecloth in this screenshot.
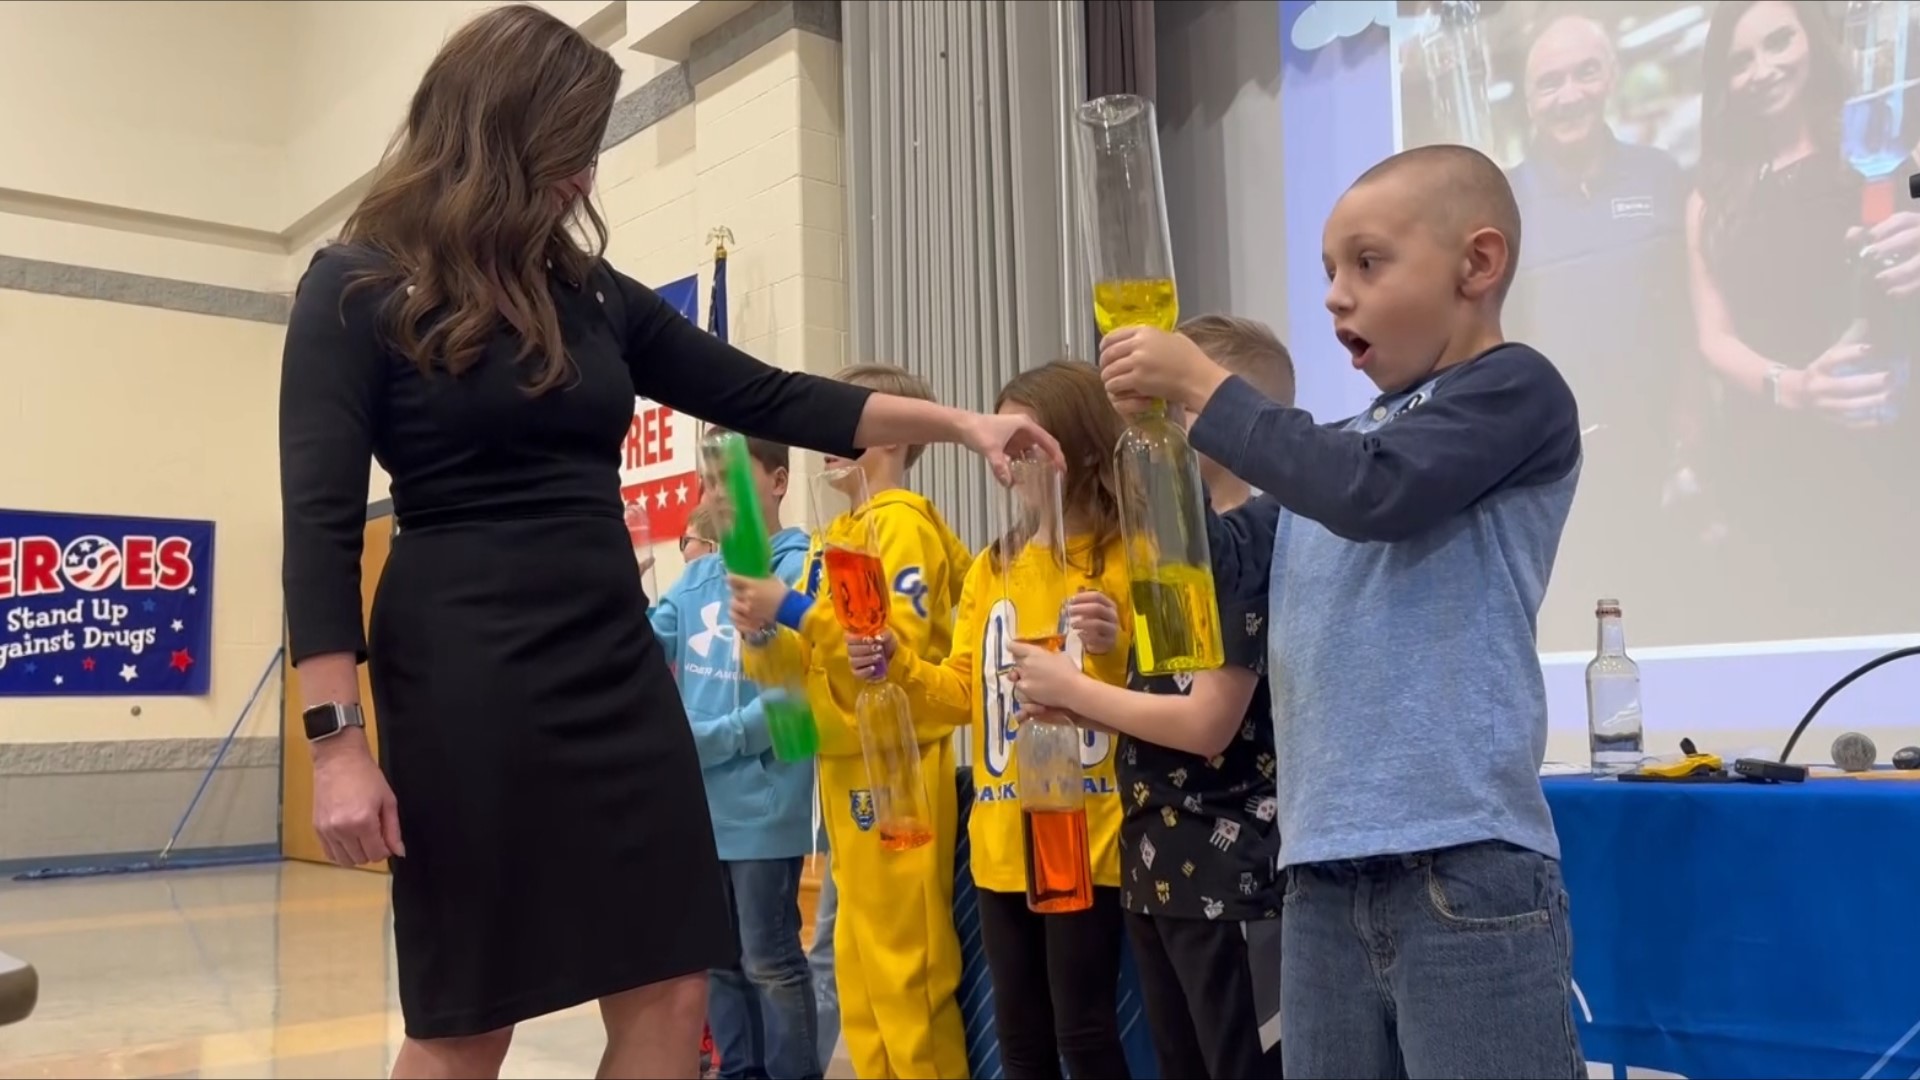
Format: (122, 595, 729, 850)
(1547, 775, 1920, 1079)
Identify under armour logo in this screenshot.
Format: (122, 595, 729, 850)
(688, 601, 738, 658)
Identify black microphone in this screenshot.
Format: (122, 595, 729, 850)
(1778, 646, 1920, 763)
(1910, 170, 1919, 201)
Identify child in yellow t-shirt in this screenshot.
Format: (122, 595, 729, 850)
(851, 360, 1136, 1079)
(729, 364, 973, 1080)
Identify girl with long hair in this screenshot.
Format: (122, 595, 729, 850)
(278, 7, 1057, 1078)
(851, 361, 1136, 1079)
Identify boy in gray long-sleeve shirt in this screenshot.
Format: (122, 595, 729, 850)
(1101, 144, 1586, 1079)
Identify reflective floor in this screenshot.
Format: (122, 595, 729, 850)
(0, 861, 834, 1079)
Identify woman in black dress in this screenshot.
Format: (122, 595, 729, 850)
(278, 8, 1057, 1078)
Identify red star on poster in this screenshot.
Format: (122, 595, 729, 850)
(619, 472, 700, 544)
(82, 656, 96, 672)
(169, 649, 194, 673)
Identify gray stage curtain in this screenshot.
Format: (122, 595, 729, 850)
(1084, 0, 1155, 100)
(840, 0, 1092, 547)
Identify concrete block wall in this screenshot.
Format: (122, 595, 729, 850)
(600, 1, 847, 556)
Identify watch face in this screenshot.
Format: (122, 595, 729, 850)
(303, 705, 338, 741)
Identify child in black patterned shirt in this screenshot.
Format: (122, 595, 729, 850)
(1009, 315, 1294, 1079)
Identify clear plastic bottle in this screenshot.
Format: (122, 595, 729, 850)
(1000, 452, 1094, 913)
(1072, 93, 1224, 676)
(853, 681, 934, 851)
(1586, 599, 1644, 776)
(624, 497, 657, 599)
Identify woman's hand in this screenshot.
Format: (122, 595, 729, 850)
(847, 630, 896, 681)
(728, 574, 788, 633)
(1780, 341, 1891, 428)
(1067, 590, 1120, 656)
(311, 735, 404, 867)
(1850, 212, 1920, 299)
(1008, 640, 1089, 713)
(955, 411, 1066, 485)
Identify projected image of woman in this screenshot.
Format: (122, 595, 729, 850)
(1684, 0, 1919, 638)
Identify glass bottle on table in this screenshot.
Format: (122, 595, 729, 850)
(1586, 599, 1644, 776)
(1001, 452, 1094, 914)
(1072, 93, 1223, 677)
(702, 430, 818, 761)
(812, 465, 933, 851)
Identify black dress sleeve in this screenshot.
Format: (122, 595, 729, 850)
(280, 249, 383, 664)
(606, 264, 872, 459)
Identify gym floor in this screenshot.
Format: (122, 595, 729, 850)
(0, 861, 849, 1078)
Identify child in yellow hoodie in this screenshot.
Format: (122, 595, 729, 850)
(729, 363, 974, 1080)
(849, 361, 1137, 1079)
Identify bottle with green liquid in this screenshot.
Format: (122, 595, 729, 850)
(700, 430, 819, 761)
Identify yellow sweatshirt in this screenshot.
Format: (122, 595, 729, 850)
(785, 488, 974, 758)
(892, 534, 1134, 894)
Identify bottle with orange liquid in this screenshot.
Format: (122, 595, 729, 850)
(1001, 452, 1094, 914)
(811, 465, 934, 852)
(1072, 94, 1224, 676)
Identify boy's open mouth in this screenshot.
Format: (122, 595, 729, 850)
(1337, 329, 1373, 369)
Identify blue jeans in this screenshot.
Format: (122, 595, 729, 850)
(710, 858, 822, 1080)
(1281, 840, 1584, 1079)
(808, 854, 839, 1072)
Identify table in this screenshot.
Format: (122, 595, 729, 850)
(1546, 775, 1920, 1079)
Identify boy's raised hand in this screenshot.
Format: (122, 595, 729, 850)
(1066, 590, 1120, 655)
(1099, 326, 1233, 415)
(728, 574, 788, 633)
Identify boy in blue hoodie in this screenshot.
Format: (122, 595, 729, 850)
(1101, 146, 1586, 1079)
(653, 433, 821, 1080)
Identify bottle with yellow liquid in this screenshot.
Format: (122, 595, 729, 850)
(1073, 94, 1224, 675)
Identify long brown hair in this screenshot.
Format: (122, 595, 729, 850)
(341, 4, 621, 395)
(993, 361, 1127, 575)
(1697, 0, 1846, 277)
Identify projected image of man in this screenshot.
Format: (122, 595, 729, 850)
(1505, 13, 1694, 641)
